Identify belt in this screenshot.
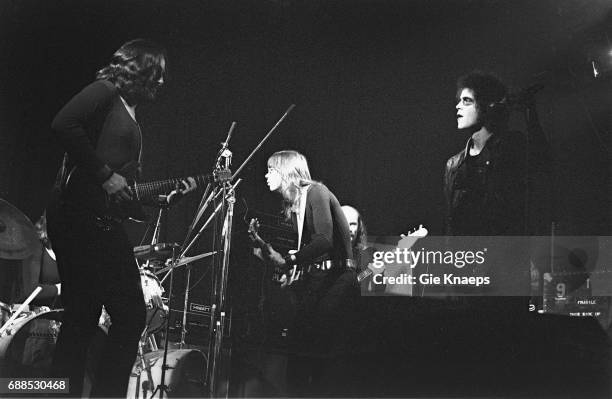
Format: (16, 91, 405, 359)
(308, 258, 355, 271)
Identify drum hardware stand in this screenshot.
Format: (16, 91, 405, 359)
(132, 195, 174, 399)
(151, 199, 166, 244)
(140, 194, 172, 270)
(150, 244, 178, 399)
(136, 196, 171, 353)
(0, 286, 42, 336)
(179, 263, 192, 349)
(156, 251, 217, 283)
(134, 336, 157, 398)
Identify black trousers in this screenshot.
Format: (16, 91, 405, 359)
(286, 268, 359, 396)
(47, 204, 145, 397)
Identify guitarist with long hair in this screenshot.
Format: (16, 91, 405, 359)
(254, 150, 357, 396)
(47, 39, 195, 397)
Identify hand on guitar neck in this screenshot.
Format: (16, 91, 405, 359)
(153, 177, 198, 207)
(248, 218, 285, 266)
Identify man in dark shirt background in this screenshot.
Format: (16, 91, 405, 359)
(439, 71, 533, 393)
(438, 71, 610, 398)
(444, 71, 529, 236)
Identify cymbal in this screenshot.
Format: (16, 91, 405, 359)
(154, 251, 217, 275)
(133, 242, 180, 261)
(0, 199, 38, 260)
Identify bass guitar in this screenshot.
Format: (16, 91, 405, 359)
(249, 218, 315, 286)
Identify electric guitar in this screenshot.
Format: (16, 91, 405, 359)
(64, 161, 229, 222)
(356, 224, 428, 283)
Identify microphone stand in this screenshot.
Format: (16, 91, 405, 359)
(179, 180, 242, 259)
(151, 245, 178, 399)
(180, 122, 236, 257)
(179, 262, 191, 350)
(206, 145, 233, 396)
(206, 105, 296, 397)
(171, 106, 295, 397)
(230, 104, 295, 180)
(158, 123, 236, 354)
(180, 103, 294, 257)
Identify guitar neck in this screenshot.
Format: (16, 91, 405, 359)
(133, 174, 208, 199)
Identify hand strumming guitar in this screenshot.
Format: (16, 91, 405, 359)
(267, 247, 286, 267)
(102, 172, 132, 201)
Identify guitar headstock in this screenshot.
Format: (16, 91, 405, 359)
(406, 224, 428, 238)
(248, 218, 260, 234)
(248, 218, 266, 248)
(397, 224, 428, 248)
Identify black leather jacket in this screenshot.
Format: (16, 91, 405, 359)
(444, 131, 528, 235)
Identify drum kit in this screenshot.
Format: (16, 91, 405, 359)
(0, 197, 214, 395)
(0, 199, 63, 377)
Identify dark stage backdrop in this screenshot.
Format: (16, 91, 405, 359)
(1, 1, 611, 394)
(1, 0, 611, 237)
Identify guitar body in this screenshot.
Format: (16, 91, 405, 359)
(63, 161, 148, 222)
(249, 219, 305, 286)
(104, 162, 149, 222)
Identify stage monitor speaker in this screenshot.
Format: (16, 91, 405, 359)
(166, 304, 231, 345)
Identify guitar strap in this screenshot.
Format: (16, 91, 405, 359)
(135, 123, 143, 179)
(52, 152, 70, 193)
(296, 185, 309, 251)
(285, 186, 310, 282)
(120, 95, 143, 179)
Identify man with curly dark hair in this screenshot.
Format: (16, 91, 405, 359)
(47, 39, 194, 397)
(441, 71, 548, 394)
(445, 70, 522, 236)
